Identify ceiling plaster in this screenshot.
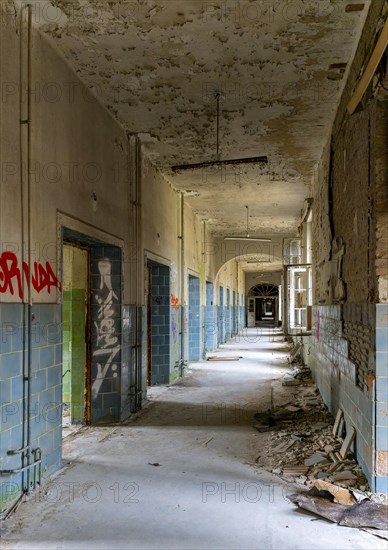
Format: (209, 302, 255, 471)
(22, 0, 370, 237)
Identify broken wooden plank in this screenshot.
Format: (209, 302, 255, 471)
(347, 17, 388, 114)
(337, 417, 345, 438)
(332, 408, 344, 436)
(340, 427, 356, 459)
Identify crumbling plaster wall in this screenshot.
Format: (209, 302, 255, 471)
(0, 5, 133, 510)
(307, 1, 388, 491)
(374, 100, 388, 304)
(0, 14, 132, 303)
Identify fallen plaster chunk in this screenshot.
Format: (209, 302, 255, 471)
(314, 479, 355, 506)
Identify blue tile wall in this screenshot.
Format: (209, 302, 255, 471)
(232, 291, 237, 336)
(375, 304, 388, 490)
(120, 304, 142, 420)
(239, 293, 245, 330)
(150, 265, 170, 384)
(205, 282, 216, 352)
(225, 289, 231, 340)
(188, 275, 201, 361)
(0, 303, 62, 512)
(218, 286, 225, 345)
(303, 304, 380, 489)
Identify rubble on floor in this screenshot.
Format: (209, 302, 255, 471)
(252, 360, 387, 537)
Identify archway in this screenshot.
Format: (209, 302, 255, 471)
(247, 283, 279, 327)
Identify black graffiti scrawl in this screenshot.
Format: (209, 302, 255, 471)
(92, 255, 121, 402)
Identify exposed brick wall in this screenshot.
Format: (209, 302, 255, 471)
(312, 142, 331, 305)
(342, 304, 375, 392)
(309, 2, 388, 491)
(374, 100, 388, 303)
(332, 107, 374, 304)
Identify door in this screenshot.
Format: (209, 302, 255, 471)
(62, 243, 90, 429)
(247, 298, 255, 327)
(147, 265, 152, 386)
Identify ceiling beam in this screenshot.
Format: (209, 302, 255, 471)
(347, 16, 388, 115)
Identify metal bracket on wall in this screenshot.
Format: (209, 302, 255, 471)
(0, 447, 42, 492)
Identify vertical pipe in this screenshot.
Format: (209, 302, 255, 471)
(201, 221, 206, 359)
(19, 3, 33, 496)
(26, 3, 33, 494)
(372, 376, 376, 492)
(180, 192, 185, 374)
(19, 2, 27, 499)
(127, 133, 142, 412)
(135, 137, 142, 411)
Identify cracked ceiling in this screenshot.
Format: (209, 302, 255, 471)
(24, 0, 370, 238)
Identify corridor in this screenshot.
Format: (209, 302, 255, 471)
(2, 331, 383, 550)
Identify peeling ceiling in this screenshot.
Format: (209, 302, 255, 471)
(25, 0, 370, 238)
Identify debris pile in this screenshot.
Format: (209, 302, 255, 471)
(252, 343, 387, 537)
(254, 369, 369, 493)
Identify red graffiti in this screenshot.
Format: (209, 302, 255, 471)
(170, 294, 179, 311)
(0, 252, 62, 300)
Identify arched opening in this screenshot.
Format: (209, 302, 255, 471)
(247, 283, 279, 328)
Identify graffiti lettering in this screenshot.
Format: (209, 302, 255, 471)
(92, 259, 120, 398)
(0, 251, 62, 299)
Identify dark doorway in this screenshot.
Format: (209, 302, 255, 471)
(188, 275, 201, 361)
(147, 261, 171, 385)
(247, 283, 279, 327)
(255, 298, 275, 322)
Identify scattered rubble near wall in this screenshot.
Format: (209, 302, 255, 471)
(253, 351, 387, 538)
(308, 1, 388, 493)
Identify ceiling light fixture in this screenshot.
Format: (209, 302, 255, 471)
(224, 205, 271, 242)
(172, 93, 268, 172)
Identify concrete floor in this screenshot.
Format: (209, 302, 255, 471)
(2, 329, 384, 550)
